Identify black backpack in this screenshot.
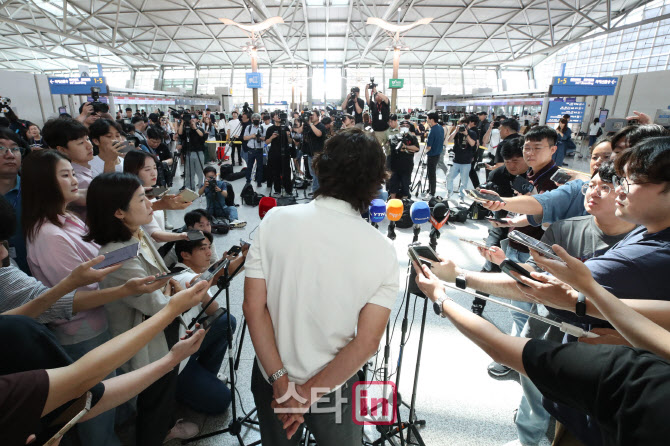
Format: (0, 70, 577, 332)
(396, 198, 415, 229)
(468, 201, 490, 220)
(211, 217, 230, 234)
(219, 164, 234, 179)
(241, 183, 264, 206)
(225, 183, 236, 207)
(450, 206, 470, 223)
(224, 167, 248, 182)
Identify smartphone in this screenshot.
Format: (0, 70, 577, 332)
(239, 239, 250, 249)
(500, 259, 535, 287)
(486, 216, 507, 224)
(178, 188, 199, 202)
(459, 238, 490, 249)
(147, 186, 169, 198)
(412, 244, 440, 262)
(186, 230, 205, 241)
(93, 243, 139, 269)
(512, 176, 535, 195)
(191, 258, 230, 285)
(550, 169, 573, 185)
(508, 230, 563, 262)
(117, 140, 135, 154)
(464, 189, 504, 203)
(146, 271, 182, 284)
(227, 245, 242, 257)
(44, 392, 92, 446)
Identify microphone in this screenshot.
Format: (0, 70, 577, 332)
(386, 199, 403, 240)
(429, 202, 450, 249)
(410, 201, 431, 242)
(369, 199, 386, 229)
(258, 196, 277, 219)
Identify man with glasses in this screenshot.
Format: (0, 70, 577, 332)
(0, 128, 28, 273)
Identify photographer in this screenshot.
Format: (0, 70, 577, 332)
(341, 86, 365, 128)
(321, 116, 335, 140)
(290, 117, 307, 178)
(446, 116, 478, 202)
(243, 113, 265, 188)
(340, 114, 356, 130)
(266, 111, 295, 196)
(198, 166, 245, 227)
(76, 102, 101, 128)
(387, 116, 420, 199)
(365, 80, 390, 148)
(301, 110, 326, 193)
(178, 115, 206, 190)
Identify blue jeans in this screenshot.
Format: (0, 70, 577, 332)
(177, 311, 237, 414)
(446, 162, 470, 199)
(309, 156, 319, 192)
(505, 246, 533, 337)
(208, 201, 239, 221)
(61, 330, 121, 446)
(553, 143, 566, 166)
(246, 149, 264, 185)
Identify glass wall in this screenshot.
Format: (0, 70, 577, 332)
(534, 0, 670, 88)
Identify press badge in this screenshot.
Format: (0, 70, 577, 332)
(379, 113, 382, 120)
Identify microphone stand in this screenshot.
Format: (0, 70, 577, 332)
(429, 226, 440, 251)
(412, 224, 421, 243)
(387, 221, 397, 240)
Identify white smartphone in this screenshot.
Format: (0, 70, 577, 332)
(178, 188, 199, 202)
(508, 230, 563, 262)
(459, 238, 491, 250)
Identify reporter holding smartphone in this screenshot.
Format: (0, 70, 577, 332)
(85, 172, 201, 445)
(89, 118, 126, 176)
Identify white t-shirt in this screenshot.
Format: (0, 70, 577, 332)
(228, 119, 242, 138)
(217, 120, 228, 132)
(589, 123, 601, 136)
(90, 155, 124, 178)
(245, 196, 399, 385)
(488, 128, 501, 152)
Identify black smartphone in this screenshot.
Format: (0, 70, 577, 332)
(500, 259, 535, 287)
(186, 230, 205, 241)
(93, 243, 139, 269)
(147, 186, 169, 198)
(550, 169, 572, 185)
(191, 257, 230, 286)
(512, 176, 534, 195)
(227, 245, 242, 257)
(117, 140, 135, 154)
(411, 244, 440, 262)
(486, 216, 507, 224)
(146, 271, 181, 284)
(464, 189, 504, 203)
(508, 230, 563, 262)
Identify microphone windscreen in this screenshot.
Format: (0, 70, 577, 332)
(430, 202, 450, 230)
(258, 196, 277, 219)
(369, 199, 386, 223)
(410, 201, 430, 225)
(386, 199, 404, 222)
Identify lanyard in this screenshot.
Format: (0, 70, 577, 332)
(528, 162, 556, 188)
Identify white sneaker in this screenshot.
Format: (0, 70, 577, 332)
(230, 220, 247, 228)
(163, 419, 199, 443)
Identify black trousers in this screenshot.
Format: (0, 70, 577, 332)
(469, 148, 485, 189)
(135, 320, 179, 445)
(427, 155, 439, 195)
(268, 151, 293, 194)
(389, 168, 412, 198)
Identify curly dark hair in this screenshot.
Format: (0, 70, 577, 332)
(312, 128, 388, 213)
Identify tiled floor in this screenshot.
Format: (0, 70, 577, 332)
(141, 146, 560, 446)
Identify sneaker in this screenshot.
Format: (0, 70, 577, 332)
(487, 361, 512, 377)
(164, 221, 174, 230)
(163, 419, 199, 443)
(230, 220, 247, 228)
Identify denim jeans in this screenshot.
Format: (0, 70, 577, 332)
(446, 162, 470, 199)
(184, 151, 205, 190)
(177, 311, 237, 414)
(246, 149, 264, 185)
(553, 143, 566, 166)
(208, 201, 239, 221)
(505, 246, 533, 337)
(309, 156, 319, 192)
(61, 330, 121, 446)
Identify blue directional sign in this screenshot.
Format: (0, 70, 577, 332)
(546, 101, 586, 123)
(48, 77, 108, 95)
(550, 77, 618, 96)
(246, 72, 263, 89)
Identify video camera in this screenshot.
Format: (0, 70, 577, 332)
(326, 105, 345, 131)
(90, 87, 109, 114)
(169, 107, 186, 120)
(389, 133, 415, 155)
(368, 77, 378, 90)
(0, 97, 11, 114)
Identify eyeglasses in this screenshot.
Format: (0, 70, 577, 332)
(0, 146, 21, 156)
(612, 175, 646, 194)
(522, 145, 551, 153)
(581, 182, 613, 197)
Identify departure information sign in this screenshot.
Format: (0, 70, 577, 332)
(546, 101, 586, 123)
(48, 77, 108, 95)
(550, 77, 618, 96)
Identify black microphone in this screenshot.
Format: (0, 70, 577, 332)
(429, 202, 450, 250)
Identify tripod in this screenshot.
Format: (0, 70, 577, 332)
(183, 264, 260, 446)
(409, 145, 429, 198)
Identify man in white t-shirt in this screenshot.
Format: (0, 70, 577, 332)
(243, 128, 398, 444)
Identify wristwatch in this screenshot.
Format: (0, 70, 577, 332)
(433, 292, 451, 317)
(268, 367, 288, 384)
(455, 273, 467, 290)
(576, 292, 587, 317)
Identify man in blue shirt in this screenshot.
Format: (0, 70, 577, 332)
(0, 129, 28, 273)
(199, 166, 246, 228)
(423, 112, 444, 199)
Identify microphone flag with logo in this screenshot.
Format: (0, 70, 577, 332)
(258, 196, 277, 219)
(369, 199, 386, 224)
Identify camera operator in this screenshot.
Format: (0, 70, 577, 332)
(365, 80, 390, 148)
(290, 117, 306, 178)
(341, 87, 365, 129)
(198, 166, 244, 226)
(460, 115, 484, 188)
(340, 114, 356, 130)
(178, 115, 206, 190)
(243, 113, 265, 188)
(388, 115, 420, 199)
(445, 117, 478, 202)
(266, 111, 295, 196)
(76, 102, 101, 128)
(400, 114, 418, 135)
(321, 116, 335, 140)
(301, 110, 326, 193)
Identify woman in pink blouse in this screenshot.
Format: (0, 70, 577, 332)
(21, 149, 120, 446)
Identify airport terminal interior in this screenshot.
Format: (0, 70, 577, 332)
(2, 0, 670, 445)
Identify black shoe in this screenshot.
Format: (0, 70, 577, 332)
(487, 361, 512, 377)
(471, 303, 485, 317)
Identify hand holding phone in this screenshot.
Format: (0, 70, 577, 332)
(465, 189, 504, 203)
(500, 259, 537, 287)
(93, 243, 139, 269)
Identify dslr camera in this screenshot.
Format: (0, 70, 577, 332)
(389, 133, 415, 155)
(255, 128, 263, 143)
(206, 177, 218, 191)
(0, 97, 11, 114)
(368, 77, 378, 90)
(90, 87, 109, 114)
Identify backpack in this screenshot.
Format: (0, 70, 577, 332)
(225, 183, 236, 207)
(396, 198, 415, 229)
(240, 183, 254, 203)
(224, 167, 247, 182)
(468, 201, 490, 220)
(450, 206, 470, 223)
(219, 164, 234, 179)
(211, 217, 230, 234)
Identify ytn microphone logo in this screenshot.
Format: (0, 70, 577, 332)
(370, 211, 385, 219)
(352, 381, 397, 426)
